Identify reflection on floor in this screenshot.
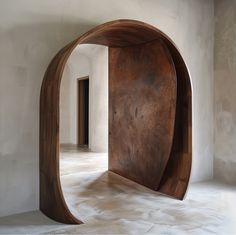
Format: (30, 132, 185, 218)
(0, 148, 236, 234)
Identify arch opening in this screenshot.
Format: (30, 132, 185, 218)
(40, 19, 192, 224)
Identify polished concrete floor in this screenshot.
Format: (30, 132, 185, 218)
(0, 148, 236, 234)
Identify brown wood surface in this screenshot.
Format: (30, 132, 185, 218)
(109, 40, 176, 190)
(78, 79, 84, 145)
(40, 19, 192, 224)
(78, 77, 89, 146)
(157, 41, 192, 199)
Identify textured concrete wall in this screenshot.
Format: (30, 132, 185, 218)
(214, 0, 236, 184)
(0, 0, 214, 217)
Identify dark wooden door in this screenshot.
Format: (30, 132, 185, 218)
(78, 77, 89, 146)
(109, 40, 177, 190)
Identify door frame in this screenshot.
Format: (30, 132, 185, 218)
(77, 76, 89, 146)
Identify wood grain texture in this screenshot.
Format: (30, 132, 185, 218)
(157, 41, 192, 199)
(78, 77, 89, 146)
(40, 40, 82, 224)
(109, 40, 177, 190)
(40, 19, 192, 224)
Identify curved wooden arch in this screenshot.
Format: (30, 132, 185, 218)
(40, 19, 192, 224)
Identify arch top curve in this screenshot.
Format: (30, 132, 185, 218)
(77, 19, 162, 47)
(40, 19, 192, 224)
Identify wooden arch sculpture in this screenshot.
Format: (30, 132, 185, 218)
(40, 19, 192, 224)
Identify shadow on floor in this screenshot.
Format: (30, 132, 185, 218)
(0, 211, 76, 234)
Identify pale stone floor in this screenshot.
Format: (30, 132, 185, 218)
(0, 148, 236, 234)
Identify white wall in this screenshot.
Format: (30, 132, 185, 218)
(60, 45, 108, 152)
(214, 0, 236, 184)
(60, 52, 90, 145)
(0, 0, 214, 217)
(88, 46, 108, 152)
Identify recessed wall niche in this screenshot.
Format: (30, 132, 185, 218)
(40, 19, 192, 224)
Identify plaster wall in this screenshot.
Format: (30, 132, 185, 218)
(88, 46, 109, 152)
(214, 0, 236, 184)
(0, 0, 214, 217)
(60, 45, 108, 152)
(60, 52, 90, 145)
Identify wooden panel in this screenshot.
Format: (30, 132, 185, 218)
(109, 40, 177, 190)
(78, 80, 85, 145)
(78, 78, 89, 146)
(40, 40, 82, 224)
(81, 21, 160, 47)
(40, 19, 192, 224)
(157, 43, 192, 199)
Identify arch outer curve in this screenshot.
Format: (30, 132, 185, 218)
(40, 19, 192, 224)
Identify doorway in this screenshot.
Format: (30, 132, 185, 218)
(39, 20, 192, 224)
(77, 76, 89, 146)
